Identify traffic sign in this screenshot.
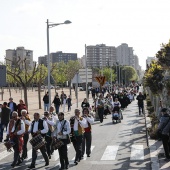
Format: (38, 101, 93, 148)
(95, 76, 106, 86)
(72, 73, 83, 84)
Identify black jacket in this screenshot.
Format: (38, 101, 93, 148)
(1, 107, 11, 124)
(53, 97, 61, 106)
(7, 102, 17, 112)
(43, 94, 49, 104)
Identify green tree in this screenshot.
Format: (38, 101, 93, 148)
(100, 67, 116, 82)
(144, 61, 163, 94)
(121, 66, 138, 83)
(65, 60, 82, 95)
(52, 61, 67, 89)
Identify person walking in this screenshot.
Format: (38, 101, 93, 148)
(6, 111, 25, 168)
(81, 107, 94, 158)
(43, 111, 55, 159)
(53, 94, 61, 114)
(81, 98, 90, 109)
(53, 112, 71, 170)
(8, 97, 17, 118)
(20, 109, 31, 161)
(0, 102, 11, 142)
(96, 94, 105, 123)
(43, 92, 49, 111)
(70, 109, 86, 165)
(28, 113, 49, 169)
(66, 95, 72, 112)
(17, 99, 27, 117)
(136, 92, 145, 115)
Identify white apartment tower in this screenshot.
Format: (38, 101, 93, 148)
(116, 43, 134, 66)
(146, 57, 156, 68)
(86, 44, 116, 68)
(6, 47, 33, 69)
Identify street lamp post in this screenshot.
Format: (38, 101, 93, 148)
(85, 44, 88, 99)
(46, 19, 71, 107)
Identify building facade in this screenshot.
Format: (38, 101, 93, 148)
(146, 57, 156, 68)
(6, 47, 33, 69)
(38, 51, 77, 66)
(116, 43, 134, 66)
(86, 44, 116, 68)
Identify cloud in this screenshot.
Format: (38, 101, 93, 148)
(14, 1, 45, 16)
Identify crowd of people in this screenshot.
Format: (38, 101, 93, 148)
(0, 101, 94, 169)
(0, 83, 148, 169)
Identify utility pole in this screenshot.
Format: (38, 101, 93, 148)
(85, 44, 88, 99)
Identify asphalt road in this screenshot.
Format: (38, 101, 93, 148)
(0, 98, 151, 170)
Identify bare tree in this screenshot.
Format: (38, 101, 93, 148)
(6, 57, 38, 108)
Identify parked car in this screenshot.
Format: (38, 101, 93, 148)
(79, 86, 84, 91)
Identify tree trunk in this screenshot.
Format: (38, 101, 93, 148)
(8, 84, 11, 97)
(69, 80, 72, 96)
(1, 87, 3, 100)
(38, 84, 42, 109)
(23, 86, 28, 109)
(32, 83, 34, 92)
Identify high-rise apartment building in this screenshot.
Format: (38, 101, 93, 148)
(86, 44, 116, 68)
(6, 47, 33, 69)
(38, 51, 77, 66)
(146, 57, 156, 68)
(116, 43, 134, 66)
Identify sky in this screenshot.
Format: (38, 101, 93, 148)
(0, 0, 170, 70)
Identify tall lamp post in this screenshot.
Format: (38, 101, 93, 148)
(47, 19, 71, 106)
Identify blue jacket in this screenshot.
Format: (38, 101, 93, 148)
(162, 115, 170, 135)
(158, 114, 170, 135)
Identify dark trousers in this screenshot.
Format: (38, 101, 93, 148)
(12, 136, 20, 165)
(55, 105, 60, 114)
(58, 139, 69, 169)
(45, 136, 52, 156)
(0, 123, 8, 140)
(68, 104, 71, 111)
(82, 132, 92, 156)
(98, 107, 104, 123)
(0, 124, 2, 141)
(22, 133, 29, 159)
(162, 134, 170, 158)
(138, 105, 144, 114)
(31, 145, 49, 166)
(72, 135, 83, 162)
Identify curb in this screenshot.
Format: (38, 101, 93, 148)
(145, 108, 160, 170)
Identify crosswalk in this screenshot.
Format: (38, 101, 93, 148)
(0, 144, 145, 166)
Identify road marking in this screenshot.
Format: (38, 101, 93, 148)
(83, 146, 95, 160)
(0, 150, 12, 161)
(72, 145, 95, 161)
(101, 146, 119, 160)
(26, 149, 32, 161)
(130, 145, 144, 160)
(52, 145, 70, 161)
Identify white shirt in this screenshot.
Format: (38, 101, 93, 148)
(82, 116, 94, 128)
(73, 117, 86, 131)
(52, 120, 71, 138)
(46, 117, 55, 126)
(32, 120, 48, 134)
(7, 119, 25, 135)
